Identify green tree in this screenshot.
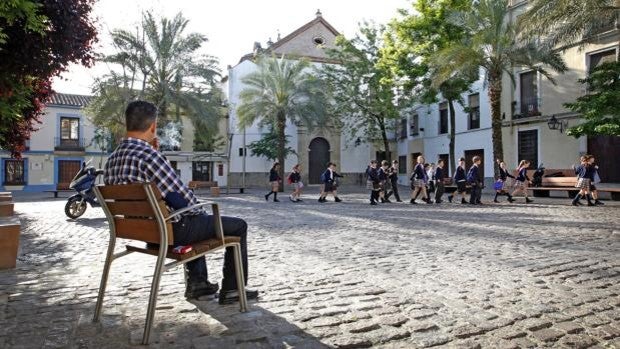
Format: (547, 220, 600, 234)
(432, 0, 567, 176)
(384, 0, 476, 174)
(565, 61, 620, 137)
(247, 130, 296, 162)
(521, 0, 620, 48)
(88, 11, 224, 150)
(321, 23, 400, 161)
(237, 55, 328, 191)
(0, 0, 46, 47)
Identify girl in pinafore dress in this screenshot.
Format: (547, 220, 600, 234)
(494, 160, 515, 203)
(511, 160, 533, 203)
(264, 162, 281, 202)
(410, 155, 431, 204)
(572, 156, 595, 206)
(288, 164, 303, 202)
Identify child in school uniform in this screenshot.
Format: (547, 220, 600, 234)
(379, 160, 393, 203)
(288, 164, 303, 202)
(319, 162, 343, 203)
(467, 156, 483, 205)
(265, 162, 281, 202)
(366, 160, 381, 205)
(494, 160, 515, 203)
(511, 160, 533, 203)
(410, 155, 431, 204)
(433, 159, 446, 204)
(588, 156, 604, 206)
(572, 155, 596, 206)
(390, 160, 402, 202)
(448, 158, 469, 204)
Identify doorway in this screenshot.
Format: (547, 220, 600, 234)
(309, 137, 330, 184)
(588, 135, 620, 182)
(58, 160, 82, 189)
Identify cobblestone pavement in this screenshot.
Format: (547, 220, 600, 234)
(1, 189, 619, 348)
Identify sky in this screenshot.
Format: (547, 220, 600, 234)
(52, 0, 412, 95)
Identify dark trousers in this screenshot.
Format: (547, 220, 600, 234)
(173, 214, 248, 291)
(435, 182, 445, 202)
(390, 180, 401, 201)
(469, 184, 482, 204)
(370, 190, 380, 203)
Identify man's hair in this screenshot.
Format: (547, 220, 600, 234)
(473, 155, 481, 162)
(459, 157, 465, 162)
(125, 100, 158, 132)
(327, 162, 336, 167)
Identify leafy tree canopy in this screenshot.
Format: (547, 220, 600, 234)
(566, 61, 620, 138)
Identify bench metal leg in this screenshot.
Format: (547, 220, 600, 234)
(142, 253, 166, 345)
(93, 236, 116, 322)
(232, 243, 248, 312)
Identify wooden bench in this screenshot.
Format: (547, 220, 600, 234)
(527, 168, 620, 200)
(92, 183, 247, 345)
(225, 186, 246, 194)
(0, 216, 20, 269)
(187, 181, 218, 190)
(44, 183, 73, 198)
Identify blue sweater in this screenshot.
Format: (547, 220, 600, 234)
(454, 166, 466, 182)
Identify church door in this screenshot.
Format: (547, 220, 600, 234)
(309, 137, 330, 184)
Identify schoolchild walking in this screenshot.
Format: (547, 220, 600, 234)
(265, 162, 281, 202)
(288, 164, 303, 202)
(379, 160, 393, 203)
(410, 155, 431, 204)
(366, 160, 381, 205)
(572, 156, 595, 206)
(390, 160, 402, 202)
(448, 158, 469, 204)
(427, 163, 436, 193)
(433, 159, 447, 204)
(467, 156, 483, 205)
(511, 160, 533, 203)
(588, 156, 604, 205)
(494, 159, 515, 203)
(318, 162, 343, 203)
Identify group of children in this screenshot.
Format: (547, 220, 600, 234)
(263, 154, 606, 206)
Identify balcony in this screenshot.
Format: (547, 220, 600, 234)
(54, 137, 85, 152)
(516, 97, 541, 119)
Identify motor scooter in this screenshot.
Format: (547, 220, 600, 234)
(64, 159, 103, 219)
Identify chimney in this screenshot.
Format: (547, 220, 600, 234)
(316, 9, 322, 17)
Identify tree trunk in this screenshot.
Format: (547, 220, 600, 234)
(488, 72, 504, 178)
(276, 111, 286, 192)
(378, 116, 391, 162)
(448, 99, 457, 176)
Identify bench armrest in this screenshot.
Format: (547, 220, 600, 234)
(165, 202, 215, 222)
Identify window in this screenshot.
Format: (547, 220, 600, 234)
(3, 159, 25, 185)
(468, 94, 480, 130)
(439, 103, 448, 134)
(518, 130, 538, 168)
(313, 36, 326, 46)
(398, 156, 406, 174)
(238, 147, 247, 157)
(399, 118, 407, 139)
(519, 71, 539, 117)
(588, 49, 617, 74)
(192, 161, 212, 181)
(410, 114, 419, 136)
(60, 117, 79, 140)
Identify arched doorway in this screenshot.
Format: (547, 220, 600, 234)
(309, 137, 330, 184)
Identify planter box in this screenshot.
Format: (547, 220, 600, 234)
(0, 202, 14, 217)
(0, 217, 20, 269)
(210, 186, 221, 197)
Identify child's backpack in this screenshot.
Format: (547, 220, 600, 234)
(466, 168, 475, 183)
(320, 170, 329, 183)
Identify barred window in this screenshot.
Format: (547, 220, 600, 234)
(3, 159, 25, 185)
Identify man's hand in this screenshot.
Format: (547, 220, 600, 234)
(150, 137, 160, 151)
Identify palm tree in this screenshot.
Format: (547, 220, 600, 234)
(237, 55, 328, 191)
(432, 0, 567, 176)
(521, 0, 620, 48)
(89, 11, 223, 150)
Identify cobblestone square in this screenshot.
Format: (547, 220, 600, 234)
(1, 189, 619, 348)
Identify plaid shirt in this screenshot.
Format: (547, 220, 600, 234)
(103, 137, 203, 219)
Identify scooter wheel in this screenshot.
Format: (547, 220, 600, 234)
(65, 196, 87, 219)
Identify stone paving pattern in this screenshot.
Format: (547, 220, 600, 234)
(1, 189, 619, 348)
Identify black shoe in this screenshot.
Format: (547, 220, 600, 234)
(507, 197, 515, 203)
(396, 200, 403, 202)
(410, 199, 417, 204)
(264, 194, 269, 201)
(525, 198, 533, 204)
(435, 200, 442, 204)
(185, 281, 219, 300)
(296, 199, 303, 202)
(318, 197, 324, 203)
(218, 289, 259, 305)
(380, 198, 386, 203)
(370, 201, 378, 205)
(274, 199, 280, 202)
(335, 197, 342, 203)
(595, 200, 604, 206)
(461, 198, 467, 204)
(493, 199, 499, 203)
(426, 199, 433, 204)
(448, 195, 453, 203)
(587, 202, 595, 206)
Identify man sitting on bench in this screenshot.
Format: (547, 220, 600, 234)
(103, 100, 258, 304)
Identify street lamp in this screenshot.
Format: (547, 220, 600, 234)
(547, 115, 567, 133)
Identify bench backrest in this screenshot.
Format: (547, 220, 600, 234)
(94, 183, 174, 245)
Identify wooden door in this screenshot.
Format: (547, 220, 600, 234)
(309, 138, 330, 184)
(588, 136, 620, 182)
(58, 160, 81, 189)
